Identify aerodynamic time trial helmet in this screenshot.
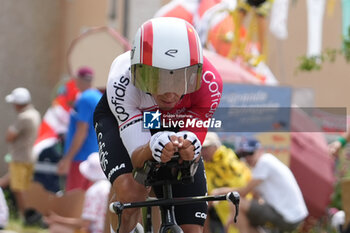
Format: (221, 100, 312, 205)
(130, 17, 203, 96)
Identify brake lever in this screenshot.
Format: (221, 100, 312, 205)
(227, 192, 240, 223)
(110, 202, 124, 233)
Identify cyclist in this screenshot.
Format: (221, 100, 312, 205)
(94, 17, 222, 233)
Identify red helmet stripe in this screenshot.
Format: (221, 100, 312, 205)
(186, 23, 199, 66)
(142, 21, 153, 66)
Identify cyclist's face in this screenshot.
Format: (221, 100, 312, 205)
(153, 92, 181, 111)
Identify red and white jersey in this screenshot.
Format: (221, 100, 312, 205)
(106, 51, 222, 157)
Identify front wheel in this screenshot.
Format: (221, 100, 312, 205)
(161, 225, 184, 233)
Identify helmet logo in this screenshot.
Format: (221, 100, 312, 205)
(165, 49, 178, 57)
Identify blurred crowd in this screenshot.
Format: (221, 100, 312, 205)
(0, 78, 349, 233)
(0, 0, 350, 232)
(0, 67, 107, 233)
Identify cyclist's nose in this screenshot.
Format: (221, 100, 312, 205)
(162, 92, 177, 100)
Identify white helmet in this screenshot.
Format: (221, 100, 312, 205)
(131, 17, 203, 96)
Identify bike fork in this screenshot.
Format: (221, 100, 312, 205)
(158, 184, 183, 233)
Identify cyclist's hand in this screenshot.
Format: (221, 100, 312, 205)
(177, 131, 201, 161)
(177, 138, 195, 161)
(149, 131, 178, 163)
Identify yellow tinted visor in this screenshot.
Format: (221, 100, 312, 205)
(131, 64, 202, 96)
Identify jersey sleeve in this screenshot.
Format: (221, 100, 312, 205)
(181, 57, 223, 143)
(106, 52, 151, 157)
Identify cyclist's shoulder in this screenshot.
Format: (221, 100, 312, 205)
(201, 56, 222, 85)
(107, 51, 135, 94)
(111, 51, 131, 68)
(108, 51, 131, 81)
(188, 56, 222, 100)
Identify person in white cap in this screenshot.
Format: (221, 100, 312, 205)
(4, 87, 41, 218)
(45, 152, 111, 233)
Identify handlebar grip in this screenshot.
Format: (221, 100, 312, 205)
(110, 202, 124, 214)
(226, 192, 240, 223)
(110, 202, 124, 233)
(226, 191, 240, 204)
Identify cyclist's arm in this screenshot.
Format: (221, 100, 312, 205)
(108, 93, 152, 167)
(131, 143, 153, 168)
(106, 52, 152, 164)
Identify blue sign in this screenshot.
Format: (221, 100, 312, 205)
(143, 110, 161, 129)
(214, 84, 292, 132)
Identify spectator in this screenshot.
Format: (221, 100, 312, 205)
(0, 187, 9, 230)
(33, 137, 64, 193)
(329, 130, 350, 157)
(5, 87, 41, 218)
(237, 0, 274, 55)
(328, 131, 350, 233)
(212, 137, 308, 233)
(201, 132, 251, 233)
(57, 67, 102, 191)
(33, 79, 79, 193)
(45, 152, 111, 233)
